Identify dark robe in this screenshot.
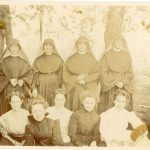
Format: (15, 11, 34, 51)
(32, 53, 63, 106)
(99, 50, 134, 113)
(0, 56, 32, 115)
(24, 116, 63, 146)
(63, 53, 100, 111)
(68, 109, 102, 146)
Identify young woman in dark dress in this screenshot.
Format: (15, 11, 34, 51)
(68, 90, 106, 147)
(24, 96, 63, 146)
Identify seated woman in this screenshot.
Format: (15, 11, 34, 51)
(46, 88, 73, 145)
(68, 90, 105, 147)
(0, 92, 29, 146)
(24, 96, 63, 146)
(99, 89, 144, 147)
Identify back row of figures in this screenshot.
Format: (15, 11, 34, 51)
(0, 35, 133, 115)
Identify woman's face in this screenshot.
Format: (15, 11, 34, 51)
(114, 95, 126, 109)
(32, 104, 45, 122)
(43, 43, 53, 55)
(82, 97, 96, 112)
(9, 44, 20, 56)
(10, 95, 22, 111)
(54, 93, 66, 108)
(77, 41, 87, 54)
(113, 39, 125, 51)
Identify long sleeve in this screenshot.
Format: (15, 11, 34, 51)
(92, 117, 101, 145)
(128, 112, 143, 129)
(0, 115, 7, 135)
(68, 113, 84, 146)
(31, 61, 39, 89)
(84, 63, 100, 83)
(52, 119, 64, 146)
(122, 64, 134, 85)
(99, 56, 118, 92)
(99, 113, 112, 142)
(63, 64, 78, 92)
(56, 62, 64, 87)
(0, 63, 10, 93)
(24, 125, 35, 146)
(20, 67, 33, 87)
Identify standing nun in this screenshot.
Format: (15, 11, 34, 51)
(0, 38, 32, 115)
(32, 38, 63, 106)
(99, 36, 134, 113)
(63, 36, 100, 111)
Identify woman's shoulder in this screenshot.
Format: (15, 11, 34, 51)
(46, 106, 55, 113)
(70, 109, 82, 118)
(63, 107, 73, 115)
(45, 117, 61, 129)
(0, 110, 12, 120)
(65, 53, 77, 63)
(34, 53, 45, 62)
(100, 107, 114, 118)
(35, 53, 63, 64)
(20, 108, 30, 116)
(73, 109, 83, 115)
(45, 117, 58, 123)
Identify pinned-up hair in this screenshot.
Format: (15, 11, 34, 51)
(28, 95, 49, 113)
(79, 89, 95, 103)
(113, 89, 130, 102)
(10, 91, 24, 101)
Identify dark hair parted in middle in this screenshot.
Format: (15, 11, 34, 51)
(28, 95, 48, 113)
(79, 89, 95, 103)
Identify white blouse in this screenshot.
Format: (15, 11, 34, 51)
(46, 106, 73, 143)
(100, 107, 143, 146)
(0, 108, 29, 136)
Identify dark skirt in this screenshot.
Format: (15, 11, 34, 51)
(36, 73, 61, 106)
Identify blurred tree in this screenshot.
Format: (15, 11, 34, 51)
(104, 6, 125, 49)
(0, 5, 12, 58)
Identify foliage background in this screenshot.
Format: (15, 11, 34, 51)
(5, 3, 150, 121)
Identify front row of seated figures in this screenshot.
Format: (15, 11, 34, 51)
(0, 89, 149, 146)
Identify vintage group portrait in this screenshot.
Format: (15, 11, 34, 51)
(0, 0, 150, 149)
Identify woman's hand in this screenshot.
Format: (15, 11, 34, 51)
(10, 78, 18, 87)
(116, 82, 123, 88)
(32, 88, 38, 98)
(77, 74, 88, 81)
(2, 133, 23, 146)
(18, 79, 24, 87)
(78, 80, 86, 85)
(90, 141, 97, 147)
(13, 140, 23, 146)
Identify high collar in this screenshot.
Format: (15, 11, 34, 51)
(28, 115, 47, 125)
(81, 108, 95, 114)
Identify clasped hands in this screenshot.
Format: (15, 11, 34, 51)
(77, 74, 87, 85)
(115, 82, 123, 89)
(10, 78, 24, 87)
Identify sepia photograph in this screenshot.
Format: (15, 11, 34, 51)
(0, 0, 150, 149)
